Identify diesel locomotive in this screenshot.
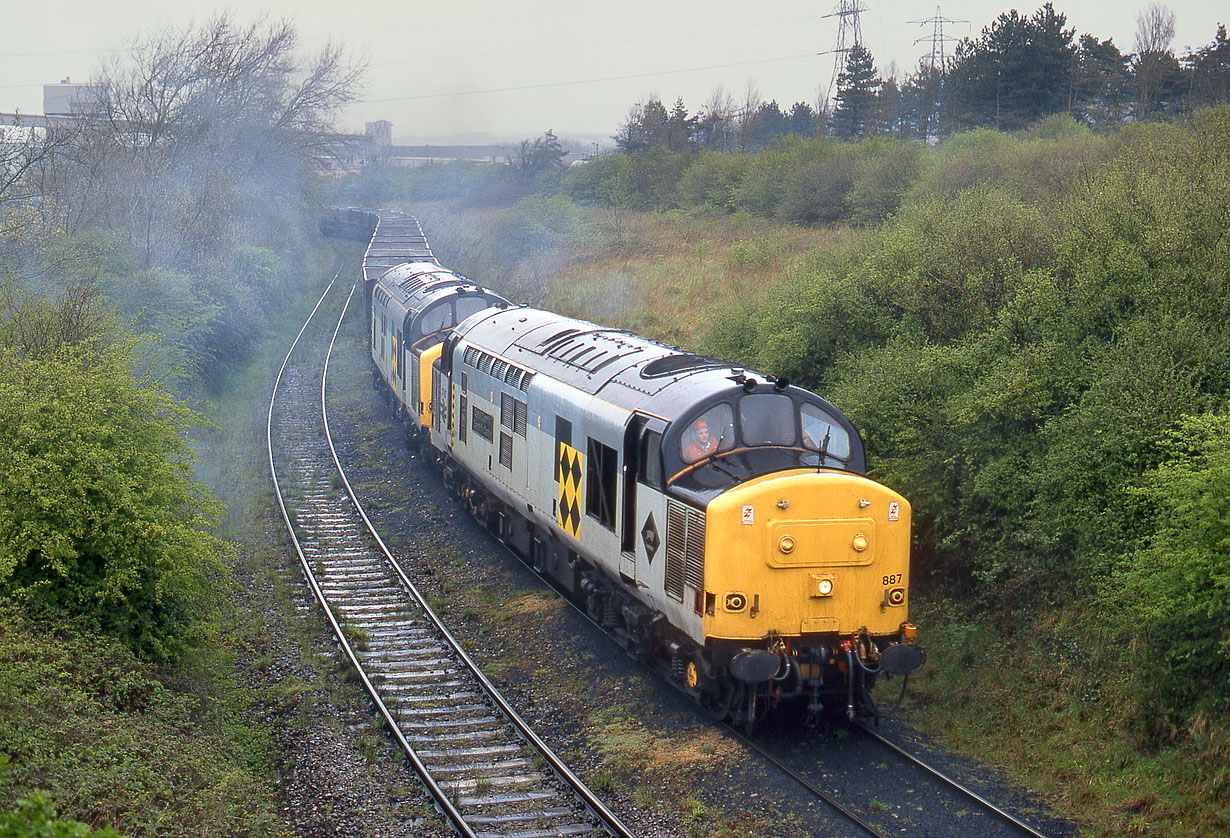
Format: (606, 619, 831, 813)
(323, 207, 924, 727)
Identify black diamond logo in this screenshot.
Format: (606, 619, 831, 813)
(641, 512, 660, 563)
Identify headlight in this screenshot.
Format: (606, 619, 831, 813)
(818, 578, 834, 596)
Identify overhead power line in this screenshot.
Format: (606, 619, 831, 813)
(362, 53, 818, 104)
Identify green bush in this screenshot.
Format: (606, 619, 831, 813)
(1107, 413, 1230, 732)
(1, 792, 120, 838)
(0, 341, 229, 664)
(0, 609, 283, 836)
(846, 138, 923, 224)
(730, 136, 833, 218)
(676, 150, 749, 212)
(564, 148, 691, 212)
(903, 127, 1017, 204)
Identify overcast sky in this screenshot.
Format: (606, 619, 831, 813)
(3, 1, 1226, 144)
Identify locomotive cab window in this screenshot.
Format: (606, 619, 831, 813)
(639, 430, 663, 487)
(680, 404, 735, 463)
(419, 301, 452, 336)
(800, 402, 851, 461)
(455, 296, 488, 324)
(739, 393, 796, 446)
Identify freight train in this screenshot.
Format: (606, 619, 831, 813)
(321, 207, 924, 728)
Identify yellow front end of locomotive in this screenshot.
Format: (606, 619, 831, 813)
(702, 469, 911, 641)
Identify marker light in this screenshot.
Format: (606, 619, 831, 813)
(818, 578, 834, 596)
(851, 533, 869, 552)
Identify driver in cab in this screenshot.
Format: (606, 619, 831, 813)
(682, 418, 720, 462)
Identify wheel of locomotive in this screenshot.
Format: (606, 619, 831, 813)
(583, 586, 606, 625)
(698, 676, 735, 721)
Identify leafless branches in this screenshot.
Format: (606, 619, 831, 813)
(26, 14, 364, 268)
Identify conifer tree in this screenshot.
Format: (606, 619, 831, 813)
(832, 43, 880, 139)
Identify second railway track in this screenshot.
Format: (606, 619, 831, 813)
(266, 273, 633, 838)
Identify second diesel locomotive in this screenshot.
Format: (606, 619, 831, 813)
(327, 208, 925, 727)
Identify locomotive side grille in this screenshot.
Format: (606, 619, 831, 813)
(472, 407, 494, 442)
(514, 399, 527, 437)
(684, 509, 705, 592)
(499, 432, 513, 469)
(501, 392, 514, 429)
(665, 500, 705, 602)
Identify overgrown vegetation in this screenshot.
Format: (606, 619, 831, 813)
(1, 14, 361, 833)
(0, 606, 283, 836)
(0, 317, 227, 663)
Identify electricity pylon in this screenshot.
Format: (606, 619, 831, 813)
(908, 6, 967, 141)
(820, 0, 866, 110)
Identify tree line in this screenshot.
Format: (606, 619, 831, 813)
(614, 2, 1230, 149)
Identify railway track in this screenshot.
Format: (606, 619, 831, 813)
(266, 273, 634, 838)
(728, 719, 1057, 838)
(850, 720, 1052, 837)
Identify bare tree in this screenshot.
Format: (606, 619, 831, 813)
(695, 87, 737, 151)
(0, 277, 117, 358)
(1, 119, 81, 237)
(40, 15, 364, 268)
(735, 80, 763, 149)
(1133, 3, 1178, 116)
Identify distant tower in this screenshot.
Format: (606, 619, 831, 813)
(910, 6, 966, 74)
(364, 120, 393, 146)
(908, 6, 967, 141)
(822, 0, 866, 109)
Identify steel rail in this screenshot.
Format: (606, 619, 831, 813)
(720, 724, 889, 838)
(320, 281, 635, 838)
(852, 721, 1052, 838)
(266, 270, 478, 838)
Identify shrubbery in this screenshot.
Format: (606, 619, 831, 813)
(1109, 414, 1230, 731)
(0, 336, 228, 664)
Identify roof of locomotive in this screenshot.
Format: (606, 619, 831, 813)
(452, 306, 775, 421)
(374, 262, 508, 314)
